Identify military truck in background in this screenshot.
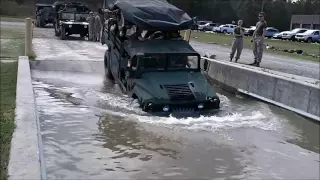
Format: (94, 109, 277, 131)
(35, 3, 55, 27)
(102, 0, 220, 114)
(52, 1, 91, 40)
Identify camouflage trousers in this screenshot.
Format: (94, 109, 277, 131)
(230, 37, 243, 60)
(253, 36, 264, 62)
(88, 25, 94, 41)
(94, 28, 101, 42)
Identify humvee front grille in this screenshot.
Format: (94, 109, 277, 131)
(163, 84, 195, 101)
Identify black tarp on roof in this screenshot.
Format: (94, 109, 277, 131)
(106, 0, 194, 31)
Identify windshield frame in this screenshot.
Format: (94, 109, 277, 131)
(59, 12, 89, 21)
(133, 53, 201, 73)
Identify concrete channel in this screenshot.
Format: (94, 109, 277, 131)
(9, 54, 319, 179)
(5, 22, 319, 180)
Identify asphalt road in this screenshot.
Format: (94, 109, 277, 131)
(190, 40, 320, 80)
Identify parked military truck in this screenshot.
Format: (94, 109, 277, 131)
(35, 3, 55, 27)
(102, 0, 220, 114)
(52, 1, 90, 40)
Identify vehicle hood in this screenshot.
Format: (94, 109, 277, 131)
(134, 71, 217, 100)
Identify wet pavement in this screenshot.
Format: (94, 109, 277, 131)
(31, 70, 319, 180)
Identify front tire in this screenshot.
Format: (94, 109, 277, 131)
(104, 50, 114, 80)
(307, 38, 312, 43)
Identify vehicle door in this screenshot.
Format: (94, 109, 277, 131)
(228, 25, 234, 33)
(312, 31, 320, 41)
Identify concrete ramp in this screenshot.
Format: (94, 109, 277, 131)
(202, 57, 320, 121)
(29, 60, 104, 74)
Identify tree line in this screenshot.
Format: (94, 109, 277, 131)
(2, 0, 319, 31)
(171, 0, 319, 30)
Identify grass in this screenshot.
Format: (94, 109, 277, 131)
(0, 18, 24, 180)
(190, 31, 320, 62)
(0, 16, 27, 22)
(0, 23, 36, 60)
(0, 62, 18, 180)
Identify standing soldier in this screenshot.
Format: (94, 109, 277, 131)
(94, 12, 102, 42)
(86, 11, 95, 41)
(250, 12, 267, 67)
(230, 20, 244, 62)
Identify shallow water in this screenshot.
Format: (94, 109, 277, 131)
(32, 70, 320, 179)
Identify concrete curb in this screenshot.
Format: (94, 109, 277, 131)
(202, 57, 320, 122)
(8, 56, 47, 180)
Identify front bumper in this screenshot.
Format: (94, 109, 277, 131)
(295, 36, 307, 41)
(282, 35, 294, 39)
(144, 98, 220, 113)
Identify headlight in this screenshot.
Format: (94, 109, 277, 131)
(163, 105, 169, 112)
(69, 25, 72, 28)
(198, 103, 204, 109)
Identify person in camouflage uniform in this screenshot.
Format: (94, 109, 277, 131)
(250, 12, 267, 67)
(86, 11, 95, 41)
(94, 12, 102, 42)
(230, 20, 244, 62)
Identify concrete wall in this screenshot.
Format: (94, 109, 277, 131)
(8, 56, 46, 180)
(202, 57, 320, 121)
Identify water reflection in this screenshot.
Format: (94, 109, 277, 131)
(95, 114, 180, 161)
(269, 105, 320, 153)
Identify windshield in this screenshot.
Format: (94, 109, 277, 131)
(137, 54, 199, 71)
(75, 13, 88, 21)
(303, 30, 315, 34)
(61, 13, 75, 20)
(291, 29, 304, 33)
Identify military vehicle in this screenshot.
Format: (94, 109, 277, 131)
(102, 0, 220, 113)
(52, 1, 91, 40)
(35, 3, 55, 27)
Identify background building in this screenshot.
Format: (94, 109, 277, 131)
(290, 15, 320, 30)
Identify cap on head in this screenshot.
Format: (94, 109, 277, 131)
(259, 12, 266, 17)
(238, 20, 243, 25)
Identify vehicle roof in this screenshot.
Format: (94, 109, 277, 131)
(123, 39, 199, 57)
(107, 0, 193, 31)
(300, 29, 319, 33)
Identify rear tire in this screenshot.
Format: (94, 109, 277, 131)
(223, 30, 227, 34)
(36, 16, 40, 27)
(104, 51, 114, 80)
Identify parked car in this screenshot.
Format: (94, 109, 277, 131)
(213, 24, 236, 34)
(273, 31, 288, 39)
(198, 22, 219, 31)
(244, 26, 256, 36)
(295, 29, 320, 43)
(197, 20, 212, 31)
(282, 28, 308, 41)
(265, 27, 279, 38)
